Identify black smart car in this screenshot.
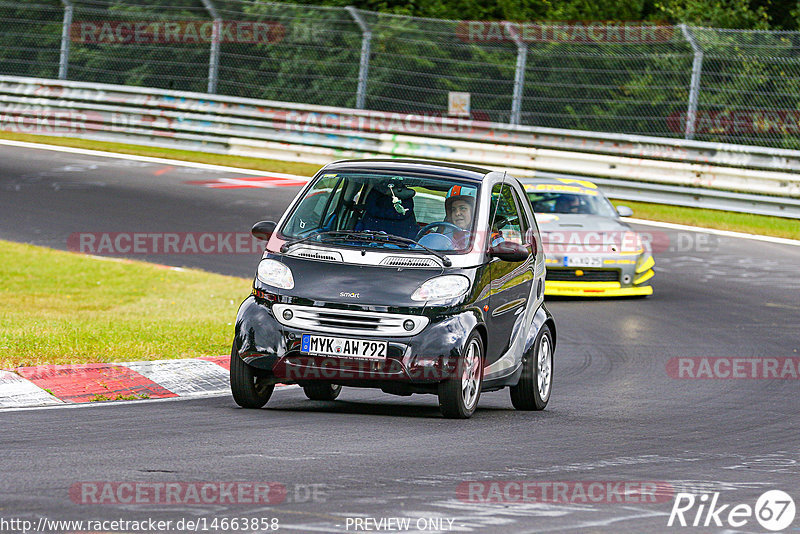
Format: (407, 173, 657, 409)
(231, 159, 556, 418)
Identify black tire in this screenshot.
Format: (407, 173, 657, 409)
(510, 324, 553, 411)
(302, 383, 342, 401)
(438, 331, 484, 419)
(230, 341, 274, 408)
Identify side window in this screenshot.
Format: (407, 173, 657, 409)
(283, 175, 343, 236)
(490, 183, 525, 246)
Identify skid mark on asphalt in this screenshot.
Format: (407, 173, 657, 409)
(154, 165, 175, 175)
(184, 176, 308, 189)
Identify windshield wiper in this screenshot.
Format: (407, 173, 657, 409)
(282, 230, 451, 267)
(280, 230, 359, 253)
(348, 231, 452, 267)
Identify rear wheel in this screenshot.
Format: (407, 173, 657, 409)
(230, 341, 274, 408)
(510, 325, 553, 410)
(438, 332, 484, 419)
(302, 383, 342, 401)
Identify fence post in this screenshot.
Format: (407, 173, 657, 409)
(200, 0, 221, 94)
(346, 6, 371, 109)
(59, 0, 73, 80)
(506, 23, 527, 126)
(680, 24, 703, 140)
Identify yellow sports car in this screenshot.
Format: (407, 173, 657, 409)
(522, 178, 654, 297)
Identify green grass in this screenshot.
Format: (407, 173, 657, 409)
(0, 131, 320, 177)
(611, 199, 800, 240)
(0, 240, 251, 369)
(90, 393, 150, 402)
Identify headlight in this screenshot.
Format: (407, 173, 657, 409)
(256, 259, 294, 289)
(411, 275, 470, 302)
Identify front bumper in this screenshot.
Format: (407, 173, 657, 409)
(233, 296, 479, 385)
(545, 281, 653, 297)
(544, 254, 655, 297)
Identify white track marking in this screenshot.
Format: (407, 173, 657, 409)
(0, 383, 298, 413)
(0, 138, 308, 179)
(0, 371, 64, 408)
(126, 359, 231, 396)
(627, 218, 800, 247)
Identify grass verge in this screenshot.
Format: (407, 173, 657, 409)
(611, 199, 800, 240)
(2, 131, 798, 240)
(0, 240, 251, 369)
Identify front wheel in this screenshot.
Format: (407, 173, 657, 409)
(230, 341, 274, 408)
(438, 332, 484, 419)
(302, 383, 342, 401)
(510, 325, 553, 410)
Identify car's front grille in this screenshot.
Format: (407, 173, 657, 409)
(272, 304, 428, 336)
(546, 269, 620, 282)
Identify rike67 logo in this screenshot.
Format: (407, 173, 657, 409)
(668, 490, 795, 531)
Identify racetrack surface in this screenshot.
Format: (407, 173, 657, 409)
(1, 144, 799, 533)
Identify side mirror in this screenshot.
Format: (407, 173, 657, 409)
(489, 241, 529, 262)
(251, 220, 277, 241)
(616, 206, 634, 217)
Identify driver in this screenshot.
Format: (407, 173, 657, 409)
(446, 186, 475, 230)
(555, 194, 581, 214)
(444, 185, 477, 247)
(417, 184, 478, 250)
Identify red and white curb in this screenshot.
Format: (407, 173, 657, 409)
(0, 356, 264, 409)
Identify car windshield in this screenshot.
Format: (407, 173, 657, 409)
(527, 189, 618, 217)
(280, 172, 481, 252)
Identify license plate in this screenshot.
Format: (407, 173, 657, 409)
(565, 256, 603, 268)
(301, 334, 387, 359)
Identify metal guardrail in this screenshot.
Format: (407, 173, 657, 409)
(1, 75, 799, 219)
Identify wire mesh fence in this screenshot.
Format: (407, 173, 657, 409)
(3, 0, 800, 149)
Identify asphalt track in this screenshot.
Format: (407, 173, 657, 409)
(1, 143, 799, 533)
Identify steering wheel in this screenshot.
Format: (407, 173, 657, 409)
(416, 221, 463, 241)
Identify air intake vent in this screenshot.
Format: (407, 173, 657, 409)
(546, 269, 620, 282)
(290, 248, 343, 262)
(380, 256, 440, 268)
(272, 304, 429, 337)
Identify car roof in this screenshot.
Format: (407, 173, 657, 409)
(322, 158, 491, 182)
(521, 177, 600, 195)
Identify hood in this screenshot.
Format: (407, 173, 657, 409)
(265, 255, 448, 308)
(535, 214, 639, 254)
